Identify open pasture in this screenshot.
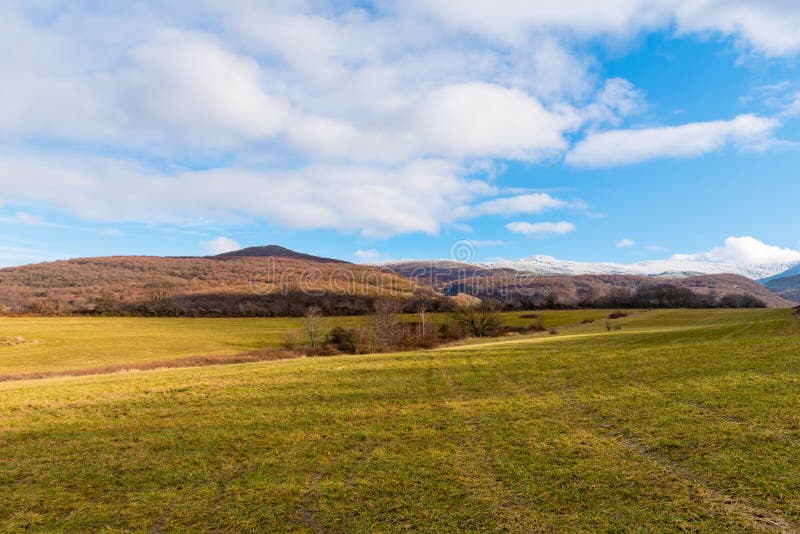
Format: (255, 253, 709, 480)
(1, 309, 799, 531)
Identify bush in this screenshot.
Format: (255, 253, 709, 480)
(452, 300, 504, 337)
(282, 331, 301, 350)
(328, 326, 358, 354)
(439, 319, 467, 341)
(608, 309, 628, 319)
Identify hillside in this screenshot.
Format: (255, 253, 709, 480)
(0, 252, 423, 316)
(763, 275, 800, 302)
(385, 261, 792, 308)
(0, 250, 791, 317)
(760, 264, 800, 303)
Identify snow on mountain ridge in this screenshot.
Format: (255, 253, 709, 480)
(480, 255, 799, 280)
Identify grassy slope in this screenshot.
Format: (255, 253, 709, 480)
(1, 309, 799, 531)
(0, 310, 610, 375)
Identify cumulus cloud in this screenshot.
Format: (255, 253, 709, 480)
(411, 0, 800, 56)
(672, 236, 800, 264)
(201, 237, 241, 255)
(1, 1, 799, 239)
(673, 0, 800, 56)
(415, 83, 577, 161)
(616, 238, 635, 248)
(116, 32, 290, 146)
(566, 114, 778, 167)
(506, 221, 576, 237)
(0, 153, 495, 237)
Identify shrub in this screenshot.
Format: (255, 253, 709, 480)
(439, 319, 467, 341)
(327, 326, 358, 354)
(608, 310, 628, 319)
(452, 300, 504, 337)
(282, 331, 301, 350)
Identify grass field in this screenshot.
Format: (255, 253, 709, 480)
(0, 310, 610, 376)
(1, 309, 799, 531)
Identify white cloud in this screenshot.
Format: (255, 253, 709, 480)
(506, 221, 576, 237)
(353, 249, 391, 263)
(408, 0, 672, 42)
(411, 0, 800, 56)
(583, 78, 645, 126)
(0, 153, 495, 238)
(466, 193, 569, 217)
(1, 2, 799, 239)
(673, 1, 800, 56)
(646, 245, 668, 252)
(616, 238, 635, 248)
(566, 114, 778, 167)
(415, 82, 578, 161)
(672, 236, 800, 264)
(115, 32, 290, 146)
(201, 237, 241, 255)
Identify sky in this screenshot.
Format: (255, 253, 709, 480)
(2, 0, 800, 267)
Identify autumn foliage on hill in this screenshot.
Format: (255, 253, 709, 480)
(0, 256, 427, 317)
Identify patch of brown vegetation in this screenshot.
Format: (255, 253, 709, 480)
(0, 349, 301, 383)
(442, 273, 791, 308)
(0, 336, 37, 346)
(0, 255, 427, 316)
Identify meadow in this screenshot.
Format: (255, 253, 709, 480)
(1, 308, 799, 532)
(0, 310, 609, 377)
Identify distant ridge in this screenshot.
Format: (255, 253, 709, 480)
(213, 245, 349, 264)
(481, 255, 799, 281)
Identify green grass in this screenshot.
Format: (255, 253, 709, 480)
(1, 309, 799, 531)
(0, 310, 609, 375)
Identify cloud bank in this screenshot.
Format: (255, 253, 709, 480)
(1, 1, 800, 237)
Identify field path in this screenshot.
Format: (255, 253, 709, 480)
(477, 354, 800, 533)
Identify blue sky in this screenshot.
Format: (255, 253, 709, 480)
(2, 1, 800, 267)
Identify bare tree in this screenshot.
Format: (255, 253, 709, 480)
(362, 299, 402, 352)
(417, 301, 427, 343)
(303, 306, 327, 349)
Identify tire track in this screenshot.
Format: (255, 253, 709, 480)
(484, 359, 799, 533)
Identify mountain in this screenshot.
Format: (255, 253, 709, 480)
(760, 264, 800, 303)
(760, 263, 800, 283)
(1, 248, 792, 317)
(385, 261, 793, 308)
(0, 249, 421, 316)
(482, 255, 799, 280)
(214, 245, 348, 263)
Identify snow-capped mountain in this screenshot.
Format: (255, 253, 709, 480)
(480, 255, 799, 280)
(760, 263, 800, 283)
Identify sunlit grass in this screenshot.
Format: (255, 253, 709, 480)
(1, 308, 798, 531)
